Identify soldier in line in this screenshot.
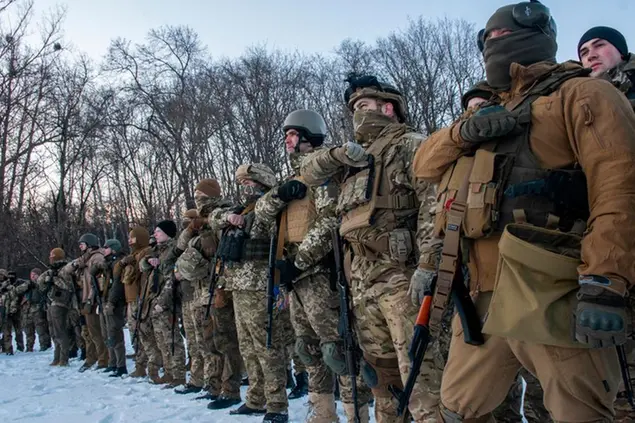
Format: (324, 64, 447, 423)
(38, 248, 75, 366)
(139, 220, 186, 388)
(14, 268, 47, 352)
(414, 2, 635, 421)
(122, 227, 153, 378)
(208, 164, 289, 423)
(1, 270, 25, 354)
(300, 75, 443, 422)
(256, 109, 373, 423)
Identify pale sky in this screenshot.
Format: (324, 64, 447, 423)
(31, 0, 635, 64)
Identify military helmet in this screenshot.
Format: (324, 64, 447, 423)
(235, 163, 277, 189)
(282, 109, 327, 147)
(104, 239, 122, 254)
(344, 73, 407, 122)
(78, 233, 99, 248)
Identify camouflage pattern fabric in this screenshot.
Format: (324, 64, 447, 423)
(211, 293, 242, 399)
(138, 315, 162, 377)
(49, 305, 70, 364)
(151, 309, 186, 382)
(233, 289, 288, 414)
(127, 302, 148, 369)
(21, 303, 38, 351)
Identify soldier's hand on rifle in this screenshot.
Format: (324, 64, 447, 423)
(148, 258, 160, 268)
(459, 105, 517, 144)
(275, 258, 303, 290)
(174, 271, 182, 281)
(575, 275, 630, 348)
(154, 304, 164, 314)
(332, 141, 369, 167)
(189, 217, 204, 231)
(227, 213, 245, 227)
(408, 267, 437, 307)
(276, 180, 307, 203)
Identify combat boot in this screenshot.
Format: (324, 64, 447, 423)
(288, 371, 308, 399)
(229, 403, 267, 415)
(102, 366, 117, 373)
(57, 359, 69, 367)
(148, 367, 162, 384)
(207, 395, 241, 409)
(68, 347, 78, 358)
(26, 346, 34, 352)
(109, 366, 128, 377)
(306, 393, 339, 423)
(343, 402, 370, 423)
(262, 412, 288, 422)
(175, 383, 203, 395)
(129, 366, 147, 378)
(155, 373, 173, 385)
(163, 377, 186, 389)
(286, 368, 295, 390)
(78, 362, 94, 373)
(49, 359, 60, 366)
(79, 347, 86, 361)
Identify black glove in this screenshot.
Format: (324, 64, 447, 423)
(275, 258, 303, 290)
(575, 275, 629, 348)
(459, 105, 517, 144)
(277, 180, 307, 203)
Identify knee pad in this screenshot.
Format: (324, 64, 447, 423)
(361, 354, 403, 398)
(321, 341, 347, 376)
(295, 336, 321, 366)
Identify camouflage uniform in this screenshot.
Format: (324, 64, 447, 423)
(301, 80, 443, 423)
(256, 148, 373, 422)
(208, 163, 289, 417)
(1, 275, 24, 353)
(139, 236, 186, 385)
(16, 271, 51, 352)
(175, 204, 241, 400)
(38, 253, 77, 366)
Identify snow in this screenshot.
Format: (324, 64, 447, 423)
(0, 329, 372, 423)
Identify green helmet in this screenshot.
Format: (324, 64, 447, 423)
(78, 233, 99, 248)
(104, 239, 122, 254)
(282, 109, 327, 147)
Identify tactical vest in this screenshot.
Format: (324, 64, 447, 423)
(434, 67, 590, 240)
(48, 270, 74, 308)
(336, 128, 421, 262)
(281, 175, 316, 243)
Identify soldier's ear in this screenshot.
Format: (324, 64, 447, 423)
(382, 102, 396, 119)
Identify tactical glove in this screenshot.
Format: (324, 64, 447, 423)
(575, 275, 629, 348)
(459, 105, 517, 144)
(331, 142, 369, 167)
(277, 180, 307, 203)
(408, 268, 437, 307)
(275, 258, 303, 291)
(82, 301, 92, 316)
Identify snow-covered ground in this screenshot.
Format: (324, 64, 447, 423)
(0, 329, 371, 423)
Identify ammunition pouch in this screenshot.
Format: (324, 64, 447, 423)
(348, 228, 415, 264)
(180, 281, 196, 302)
(483, 224, 587, 348)
(52, 287, 72, 306)
(242, 238, 270, 261)
(176, 244, 210, 282)
(217, 229, 246, 262)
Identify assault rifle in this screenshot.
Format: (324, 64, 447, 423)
(617, 344, 635, 409)
(90, 274, 103, 313)
(205, 231, 227, 319)
(393, 266, 484, 416)
(265, 215, 281, 349)
(132, 265, 156, 351)
(171, 268, 179, 355)
(331, 228, 360, 423)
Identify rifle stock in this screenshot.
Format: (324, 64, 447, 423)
(266, 215, 281, 349)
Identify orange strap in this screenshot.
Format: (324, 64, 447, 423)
(274, 210, 287, 284)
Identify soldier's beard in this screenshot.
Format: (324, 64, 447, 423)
(353, 110, 393, 145)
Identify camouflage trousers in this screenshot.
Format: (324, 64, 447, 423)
(183, 290, 223, 390)
(210, 289, 242, 399)
(83, 307, 108, 366)
(291, 272, 372, 409)
(48, 305, 70, 364)
(349, 257, 442, 423)
(233, 289, 289, 414)
(139, 309, 164, 375)
(151, 308, 186, 381)
(21, 304, 50, 351)
(2, 312, 23, 353)
(128, 302, 148, 369)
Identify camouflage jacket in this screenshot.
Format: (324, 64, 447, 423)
(0, 280, 17, 315)
(255, 149, 338, 283)
(139, 238, 181, 313)
(90, 255, 125, 308)
(208, 200, 274, 291)
(602, 53, 635, 108)
(36, 261, 77, 309)
(301, 123, 436, 282)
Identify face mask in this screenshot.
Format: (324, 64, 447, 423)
(240, 185, 264, 203)
(353, 109, 394, 144)
(195, 194, 217, 217)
